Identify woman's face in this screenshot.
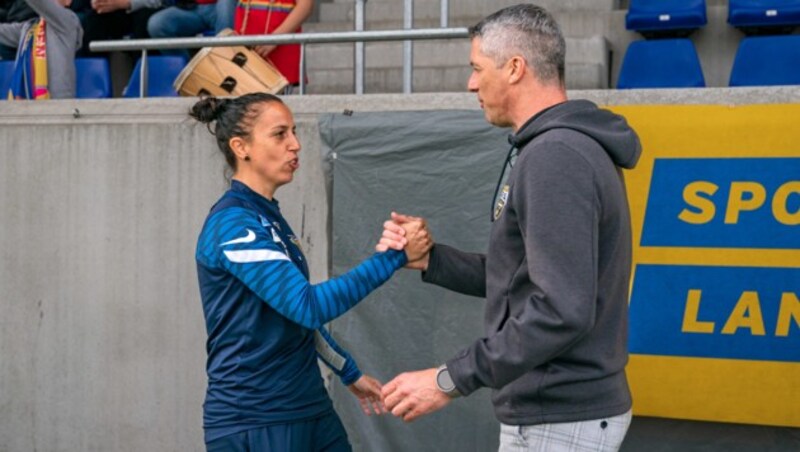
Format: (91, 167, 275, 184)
(241, 102, 300, 192)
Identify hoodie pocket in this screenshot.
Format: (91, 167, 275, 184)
(488, 294, 510, 333)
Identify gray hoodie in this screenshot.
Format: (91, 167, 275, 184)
(424, 99, 642, 425)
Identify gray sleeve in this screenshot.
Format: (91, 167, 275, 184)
(421, 243, 486, 298)
(128, 0, 162, 12)
(448, 140, 599, 396)
(24, 0, 78, 34)
(0, 23, 25, 48)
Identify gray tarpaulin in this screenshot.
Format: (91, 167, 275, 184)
(319, 109, 508, 452)
(316, 109, 800, 452)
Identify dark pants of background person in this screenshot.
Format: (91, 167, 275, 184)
(77, 7, 161, 57)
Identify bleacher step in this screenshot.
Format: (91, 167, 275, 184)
(319, 0, 618, 24)
(304, 36, 609, 93)
(306, 10, 619, 39)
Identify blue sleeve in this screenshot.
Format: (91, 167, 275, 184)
(197, 206, 408, 330)
(314, 327, 361, 386)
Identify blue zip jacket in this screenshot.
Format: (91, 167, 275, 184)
(196, 180, 406, 442)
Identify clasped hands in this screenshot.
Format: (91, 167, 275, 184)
(375, 211, 431, 270)
(346, 213, 452, 422)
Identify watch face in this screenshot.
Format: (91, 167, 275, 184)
(436, 368, 455, 392)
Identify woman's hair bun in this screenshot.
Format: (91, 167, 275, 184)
(190, 96, 230, 124)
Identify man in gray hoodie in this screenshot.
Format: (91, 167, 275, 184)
(379, 4, 642, 451)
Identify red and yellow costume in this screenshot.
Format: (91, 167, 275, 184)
(234, 0, 301, 84)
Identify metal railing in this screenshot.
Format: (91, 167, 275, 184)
(403, 0, 414, 93)
(89, 0, 465, 97)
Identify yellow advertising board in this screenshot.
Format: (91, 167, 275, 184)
(606, 104, 800, 427)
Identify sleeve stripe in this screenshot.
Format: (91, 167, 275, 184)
(223, 249, 291, 263)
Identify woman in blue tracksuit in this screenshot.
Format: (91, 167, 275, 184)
(191, 93, 428, 451)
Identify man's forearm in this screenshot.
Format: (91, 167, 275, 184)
(422, 244, 486, 297)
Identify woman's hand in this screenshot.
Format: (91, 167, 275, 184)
(254, 45, 277, 59)
(92, 0, 130, 13)
(376, 212, 432, 270)
(347, 374, 387, 416)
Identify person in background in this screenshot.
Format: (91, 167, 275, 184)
(191, 93, 431, 451)
(233, 0, 312, 90)
(0, 0, 37, 59)
(0, 0, 81, 98)
(146, 0, 235, 57)
(70, 0, 162, 57)
(377, 4, 642, 452)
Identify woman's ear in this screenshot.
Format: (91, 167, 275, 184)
(229, 136, 249, 162)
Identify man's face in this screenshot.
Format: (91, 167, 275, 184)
(467, 37, 511, 127)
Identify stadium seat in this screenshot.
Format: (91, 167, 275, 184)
(728, 0, 800, 31)
(729, 35, 800, 86)
(75, 57, 112, 99)
(0, 60, 15, 100)
(626, 0, 707, 36)
(617, 39, 705, 89)
(123, 55, 187, 98)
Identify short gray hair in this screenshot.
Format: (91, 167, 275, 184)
(469, 4, 566, 85)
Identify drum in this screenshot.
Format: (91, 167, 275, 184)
(173, 43, 289, 97)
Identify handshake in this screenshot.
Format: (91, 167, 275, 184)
(344, 212, 455, 423)
(375, 212, 433, 271)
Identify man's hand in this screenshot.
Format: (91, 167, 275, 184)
(347, 374, 387, 416)
(92, 0, 130, 13)
(376, 212, 432, 270)
(381, 368, 451, 422)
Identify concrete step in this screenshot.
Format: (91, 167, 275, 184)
(305, 66, 473, 94)
(319, 0, 618, 24)
(308, 0, 615, 93)
(306, 36, 607, 69)
(305, 40, 470, 70)
(305, 36, 609, 93)
(306, 60, 607, 94)
(305, 17, 476, 33)
(306, 10, 618, 40)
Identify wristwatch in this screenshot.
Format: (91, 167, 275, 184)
(435, 364, 461, 398)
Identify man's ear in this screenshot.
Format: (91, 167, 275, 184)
(229, 136, 248, 161)
(508, 56, 526, 84)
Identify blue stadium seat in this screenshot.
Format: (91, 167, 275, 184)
(728, 0, 800, 29)
(123, 55, 187, 97)
(0, 60, 15, 100)
(617, 39, 705, 89)
(75, 57, 112, 99)
(626, 0, 707, 35)
(729, 35, 800, 86)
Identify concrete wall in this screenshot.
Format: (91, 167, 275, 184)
(0, 99, 332, 452)
(1, 87, 799, 451)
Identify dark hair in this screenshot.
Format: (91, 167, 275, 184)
(190, 93, 284, 171)
(469, 4, 565, 85)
